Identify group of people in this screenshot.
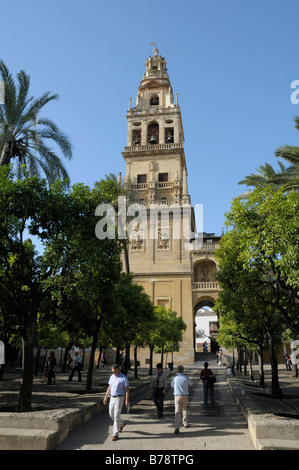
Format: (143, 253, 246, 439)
(41, 351, 82, 384)
(104, 361, 216, 441)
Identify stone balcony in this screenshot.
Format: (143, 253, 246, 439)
(191, 243, 219, 252)
(193, 281, 220, 291)
(131, 181, 174, 190)
(124, 143, 183, 153)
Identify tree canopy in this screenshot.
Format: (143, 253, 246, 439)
(215, 186, 299, 395)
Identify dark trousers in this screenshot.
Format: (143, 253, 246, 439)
(153, 387, 164, 417)
(47, 368, 55, 385)
(69, 365, 82, 382)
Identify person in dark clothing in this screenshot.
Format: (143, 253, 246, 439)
(47, 351, 56, 385)
(68, 352, 82, 382)
(147, 363, 167, 418)
(200, 361, 215, 407)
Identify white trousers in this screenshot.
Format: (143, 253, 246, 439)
(109, 396, 125, 436)
(174, 395, 188, 429)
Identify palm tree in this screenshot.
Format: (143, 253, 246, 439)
(239, 161, 290, 188)
(239, 117, 299, 197)
(0, 61, 72, 185)
(274, 116, 299, 190)
(239, 116, 299, 199)
(238, 161, 296, 198)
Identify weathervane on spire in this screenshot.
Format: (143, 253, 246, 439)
(149, 39, 159, 56)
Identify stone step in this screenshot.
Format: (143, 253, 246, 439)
(257, 438, 299, 450)
(0, 397, 107, 450)
(0, 427, 59, 450)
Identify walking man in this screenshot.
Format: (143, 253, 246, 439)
(170, 365, 193, 434)
(200, 361, 215, 407)
(103, 364, 130, 441)
(148, 363, 167, 418)
(68, 352, 82, 382)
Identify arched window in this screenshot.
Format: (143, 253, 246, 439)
(165, 128, 174, 143)
(132, 129, 141, 145)
(148, 122, 159, 144)
(150, 94, 159, 106)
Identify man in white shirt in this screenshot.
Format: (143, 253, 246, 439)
(171, 365, 193, 433)
(104, 364, 130, 441)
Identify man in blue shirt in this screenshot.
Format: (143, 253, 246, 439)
(170, 365, 193, 433)
(104, 364, 130, 441)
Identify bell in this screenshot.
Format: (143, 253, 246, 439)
(135, 139, 139, 145)
(149, 135, 157, 144)
(167, 136, 173, 143)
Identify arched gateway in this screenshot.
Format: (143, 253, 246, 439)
(121, 46, 221, 364)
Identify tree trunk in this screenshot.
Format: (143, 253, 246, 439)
(123, 341, 130, 375)
(243, 347, 247, 376)
(116, 345, 121, 364)
(237, 348, 242, 374)
(134, 346, 138, 379)
(82, 348, 86, 370)
(232, 349, 236, 375)
(34, 346, 42, 376)
(123, 243, 130, 274)
(0, 147, 12, 166)
(269, 337, 282, 398)
(257, 345, 265, 388)
(248, 349, 254, 381)
(62, 343, 72, 372)
(149, 345, 154, 376)
(160, 346, 164, 366)
(17, 313, 37, 412)
(97, 346, 102, 369)
(85, 330, 99, 394)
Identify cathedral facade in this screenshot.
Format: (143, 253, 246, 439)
(121, 47, 220, 363)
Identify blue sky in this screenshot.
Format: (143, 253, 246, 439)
(1, 0, 299, 234)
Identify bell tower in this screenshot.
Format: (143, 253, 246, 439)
(122, 46, 195, 363)
(123, 46, 191, 207)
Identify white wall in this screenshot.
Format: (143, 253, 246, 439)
(195, 307, 218, 351)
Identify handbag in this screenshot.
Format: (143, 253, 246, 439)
(208, 372, 216, 384)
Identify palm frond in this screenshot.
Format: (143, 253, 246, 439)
(274, 146, 299, 166)
(0, 61, 72, 184)
(0, 60, 17, 123)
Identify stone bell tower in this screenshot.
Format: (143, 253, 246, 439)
(122, 46, 196, 363)
(123, 45, 190, 207)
